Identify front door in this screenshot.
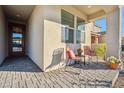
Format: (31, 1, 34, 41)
(8, 22, 25, 56)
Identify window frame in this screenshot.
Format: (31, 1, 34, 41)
(61, 9, 86, 44)
(76, 17, 85, 44)
(61, 9, 75, 43)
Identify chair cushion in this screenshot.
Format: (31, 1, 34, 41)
(69, 49, 76, 58)
(75, 56, 81, 60)
(66, 49, 80, 61)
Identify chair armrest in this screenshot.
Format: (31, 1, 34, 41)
(90, 50, 95, 53)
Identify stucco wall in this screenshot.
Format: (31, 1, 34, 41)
(43, 6, 63, 71)
(0, 6, 6, 65)
(43, 5, 88, 71)
(26, 5, 93, 71)
(26, 6, 44, 70)
(106, 8, 120, 58)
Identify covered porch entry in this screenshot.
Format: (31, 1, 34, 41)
(0, 5, 122, 88)
(0, 5, 122, 71)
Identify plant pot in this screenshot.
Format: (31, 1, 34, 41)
(110, 63, 119, 70)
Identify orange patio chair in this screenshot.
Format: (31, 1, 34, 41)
(64, 48, 82, 74)
(66, 48, 82, 66)
(84, 46, 98, 64)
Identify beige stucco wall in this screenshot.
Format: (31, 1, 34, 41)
(0, 6, 7, 65)
(106, 8, 120, 58)
(43, 20, 66, 71)
(26, 5, 91, 71)
(26, 6, 44, 70)
(43, 6, 64, 71)
(43, 5, 88, 71)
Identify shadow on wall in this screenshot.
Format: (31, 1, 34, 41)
(46, 48, 64, 70)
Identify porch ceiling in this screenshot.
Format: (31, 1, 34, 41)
(73, 5, 118, 19)
(2, 5, 35, 22)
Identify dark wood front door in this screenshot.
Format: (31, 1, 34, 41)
(8, 22, 25, 56)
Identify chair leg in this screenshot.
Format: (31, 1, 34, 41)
(79, 60, 82, 67)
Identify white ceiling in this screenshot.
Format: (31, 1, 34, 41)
(2, 5, 35, 22)
(2, 5, 118, 22)
(74, 5, 118, 15)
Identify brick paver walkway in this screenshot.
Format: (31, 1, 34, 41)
(0, 56, 119, 88)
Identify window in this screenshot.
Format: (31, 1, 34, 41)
(76, 17, 85, 43)
(61, 9, 74, 43)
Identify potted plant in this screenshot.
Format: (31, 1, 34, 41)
(107, 56, 121, 70)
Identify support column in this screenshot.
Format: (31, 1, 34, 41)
(106, 7, 121, 59)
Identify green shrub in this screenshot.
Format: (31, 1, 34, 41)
(94, 44, 106, 58)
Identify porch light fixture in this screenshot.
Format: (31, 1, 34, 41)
(88, 5, 92, 8)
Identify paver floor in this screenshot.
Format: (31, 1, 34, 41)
(0, 56, 118, 88)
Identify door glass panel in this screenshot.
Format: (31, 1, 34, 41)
(12, 26, 23, 52)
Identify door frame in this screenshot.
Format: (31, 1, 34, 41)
(8, 22, 26, 57)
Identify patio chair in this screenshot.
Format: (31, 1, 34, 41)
(66, 48, 81, 64)
(84, 46, 98, 64)
(65, 48, 85, 83)
(77, 48, 86, 65)
(64, 48, 82, 71)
